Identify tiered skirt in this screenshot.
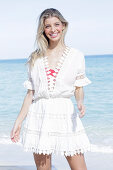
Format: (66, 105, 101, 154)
(22, 97, 91, 156)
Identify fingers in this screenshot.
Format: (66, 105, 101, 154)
(11, 136, 20, 143)
(79, 111, 85, 118)
(10, 128, 20, 143)
(10, 130, 14, 139)
(11, 134, 20, 143)
(77, 104, 86, 118)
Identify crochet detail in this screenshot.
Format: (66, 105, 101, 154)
(76, 74, 85, 80)
(23, 79, 34, 90)
(23, 127, 86, 137)
(43, 46, 70, 94)
(22, 127, 91, 156)
(27, 110, 78, 119)
(74, 77, 91, 87)
(23, 146, 91, 156)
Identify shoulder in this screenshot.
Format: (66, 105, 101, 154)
(70, 47, 84, 56)
(27, 50, 38, 62)
(26, 49, 41, 69)
(69, 47, 84, 61)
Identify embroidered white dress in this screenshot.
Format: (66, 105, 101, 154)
(22, 46, 92, 156)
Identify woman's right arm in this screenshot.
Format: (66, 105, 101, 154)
(10, 89, 34, 142)
(15, 89, 34, 125)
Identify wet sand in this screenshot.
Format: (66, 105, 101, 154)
(0, 144, 113, 170)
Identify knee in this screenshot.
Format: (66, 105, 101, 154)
(33, 153, 51, 170)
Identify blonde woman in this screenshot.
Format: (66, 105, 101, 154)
(11, 8, 91, 170)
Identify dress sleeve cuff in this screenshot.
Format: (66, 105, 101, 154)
(23, 80, 34, 90)
(74, 77, 92, 87)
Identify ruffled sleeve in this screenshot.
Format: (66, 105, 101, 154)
(74, 53, 91, 87)
(23, 57, 35, 90)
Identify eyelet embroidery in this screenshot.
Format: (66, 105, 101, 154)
(43, 46, 70, 95)
(76, 74, 85, 80)
(23, 127, 86, 137)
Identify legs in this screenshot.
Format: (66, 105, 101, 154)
(33, 153, 52, 170)
(33, 151, 87, 170)
(65, 153, 87, 170)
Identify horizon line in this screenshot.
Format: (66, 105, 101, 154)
(0, 53, 113, 60)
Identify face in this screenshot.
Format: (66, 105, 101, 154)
(44, 17, 65, 42)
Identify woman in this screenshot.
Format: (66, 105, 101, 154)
(11, 8, 91, 170)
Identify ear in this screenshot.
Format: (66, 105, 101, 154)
(62, 24, 65, 31)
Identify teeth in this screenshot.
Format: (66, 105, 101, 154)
(50, 33, 58, 36)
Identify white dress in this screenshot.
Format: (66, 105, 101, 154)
(22, 46, 92, 156)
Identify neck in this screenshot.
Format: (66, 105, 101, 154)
(48, 39, 66, 50)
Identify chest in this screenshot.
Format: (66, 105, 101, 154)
(42, 52, 76, 88)
(32, 49, 79, 89)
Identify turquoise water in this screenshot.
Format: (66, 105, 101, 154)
(0, 55, 113, 152)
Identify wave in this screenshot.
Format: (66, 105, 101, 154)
(90, 144, 113, 153)
(0, 136, 113, 154)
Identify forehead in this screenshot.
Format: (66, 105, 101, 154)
(44, 17, 61, 25)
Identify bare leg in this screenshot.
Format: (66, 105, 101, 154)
(65, 153, 87, 170)
(33, 153, 52, 170)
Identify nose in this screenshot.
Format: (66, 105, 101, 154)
(51, 25, 56, 32)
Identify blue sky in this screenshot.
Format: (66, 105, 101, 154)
(0, 0, 113, 59)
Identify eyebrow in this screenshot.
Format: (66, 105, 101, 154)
(45, 22, 60, 26)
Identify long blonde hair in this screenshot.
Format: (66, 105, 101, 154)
(27, 8, 68, 68)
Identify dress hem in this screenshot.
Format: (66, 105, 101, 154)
(23, 145, 91, 156)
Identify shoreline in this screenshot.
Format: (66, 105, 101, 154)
(0, 144, 113, 170)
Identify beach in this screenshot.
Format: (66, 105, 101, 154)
(0, 143, 113, 170)
(0, 55, 113, 169)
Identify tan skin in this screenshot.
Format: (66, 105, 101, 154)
(10, 16, 87, 170)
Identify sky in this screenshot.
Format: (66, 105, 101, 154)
(0, 0, 113, 59)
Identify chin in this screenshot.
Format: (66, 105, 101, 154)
(49, 36, 62, 42)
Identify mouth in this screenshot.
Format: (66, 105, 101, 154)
(49, 33, 58, 38)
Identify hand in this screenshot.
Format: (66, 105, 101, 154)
(77, 102, 86, 118)
(10, 122, 22, 143)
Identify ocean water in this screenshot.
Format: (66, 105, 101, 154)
(0, 55, 113, 154)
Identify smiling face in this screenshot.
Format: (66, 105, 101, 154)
(44, 17, 65, 43)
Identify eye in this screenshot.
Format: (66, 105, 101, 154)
(55, 23, 60, 26)
(45, 25, 50, 28)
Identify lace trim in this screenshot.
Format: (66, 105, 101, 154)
(27, 111, 77, 119)
(43, 46, 70, 94)
(76, 74, 85, 80)
(23, 127, 86, 137)
(74, 76, 91, 87)
(23, 79, 34, 90)
(23, 147, 91, 156)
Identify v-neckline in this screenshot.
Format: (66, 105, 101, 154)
(42, 46, 71, 95)
(45, 46, 69, 71)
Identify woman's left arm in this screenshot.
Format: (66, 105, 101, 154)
(74, 86, 86, 118)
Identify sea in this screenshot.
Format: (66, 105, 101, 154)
(0, 54, 113, 154)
